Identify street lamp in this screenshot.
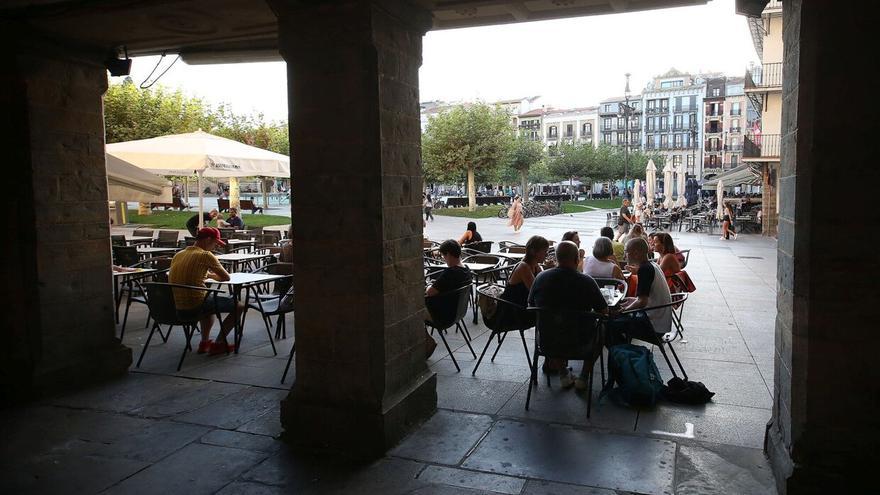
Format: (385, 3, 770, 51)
(621, 73, 632, 198)
(688, 123, 698, 179)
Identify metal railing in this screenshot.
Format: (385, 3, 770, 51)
(746, 62, 783, 89)
(725, 144, 743, 151)
(729, 127, 742, 133)
(705, 125, 723, 134)
(744, 133, 780, 158)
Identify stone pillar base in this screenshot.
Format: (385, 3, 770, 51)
(281, 371, 436, 458)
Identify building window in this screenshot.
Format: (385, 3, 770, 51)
(565, 124, 573, 137)
(602, 133, 612, 144)
(581, 122, 592, 136)
(689, 113, 696, 128)
(731, 119, 740, 131)
(617, 117, 625, 129)
(712, 88, 720, 96)
(731, 155, 738, 166)
(731, 102, 741, 115)
(673, 155, 682, 167)
(673, 115, 683, 129)
(617, 132, 626, 144)
(674, 134, 683, 148)
(603, 117, 612, 130)
(647, 100, 656, 110)
(603, 104, 612, 112)
(660, 116, 668, 130)
(687, 155, 695, 168)
(660, 135, 669, 148)
(660, 99, 669, 111)
(548, 125, 557, 138)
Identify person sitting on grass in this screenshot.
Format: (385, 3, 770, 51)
(218, 207, 244, 229)
(168, 227, 245, 356)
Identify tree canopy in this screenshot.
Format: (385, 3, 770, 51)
(104, 79, 289, 155)
(422, 102, 513, 210)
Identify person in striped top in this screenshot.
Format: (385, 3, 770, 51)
(169, 227, 243, 355)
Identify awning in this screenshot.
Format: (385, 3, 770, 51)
(702, 164, 763, 190)
(106, 154, 172, 202)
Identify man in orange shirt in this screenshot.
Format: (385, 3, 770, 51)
(169, 227, 243, 355)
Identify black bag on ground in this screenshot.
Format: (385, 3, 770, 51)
(662, 377, 715, 404)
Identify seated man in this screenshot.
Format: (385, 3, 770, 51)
(218, 207, 244, 229)
(185, 209, 219, 237)
(600, 226, 625, 265)
(606, 237, 673, 346)
(169, 227, 244, 355)
(424, 239, 473, 357)
(528, 241, 608, 391)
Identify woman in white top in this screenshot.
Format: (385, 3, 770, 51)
(583, 237, 625, 280)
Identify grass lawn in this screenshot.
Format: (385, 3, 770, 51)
(562, 198, 623, 213)
(126, 209, 290, 229)
(433, 205, 504, 218)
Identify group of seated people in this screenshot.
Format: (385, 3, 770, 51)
(425, 226, 679, 389)
(185, 208, 245, 236)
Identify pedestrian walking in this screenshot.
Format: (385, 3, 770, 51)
(423, 193, 435, 222)
(508, 195, 524, 233)
(615, 198, 634, 242)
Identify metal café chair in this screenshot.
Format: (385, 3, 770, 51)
(118, 256, 172, 340)
(424, 284, 477, 372)
(614, 293, 690, 380)
(473, 283, 534, 376)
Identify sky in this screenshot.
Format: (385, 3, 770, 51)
(122, 0, 757, 122)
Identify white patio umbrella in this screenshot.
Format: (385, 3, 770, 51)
(106, 154, 171, 203)
(107, 130, 290, 228)
(633, 179, 642, 205)
(645, 159, 657, 205)
(676, 163, 687, 207)
(716, 179, 725, 219)
(662, 159, 675, 209)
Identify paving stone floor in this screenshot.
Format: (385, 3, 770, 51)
(6, 210, 778, 494)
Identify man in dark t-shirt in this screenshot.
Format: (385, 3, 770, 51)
(424, 239, 473, 358)
(186, 209, 219, 236)
(528, 241, 608, 390)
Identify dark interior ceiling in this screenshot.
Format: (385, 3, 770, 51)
(1, 0, 709, 63)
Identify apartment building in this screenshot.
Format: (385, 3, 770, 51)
(543, 107, 598, 148)
(641, 69, 704, 178)
(744, 0, 783, 236)
(598, 96, 642, 149)
(701, 76, 748, 179)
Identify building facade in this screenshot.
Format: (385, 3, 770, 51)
(543, 107, 598, 148)
(744, 0, 783, 236)
(701, 76, 747, 179)
(641, 69, 704, 178)
(598, 96, 642, 150)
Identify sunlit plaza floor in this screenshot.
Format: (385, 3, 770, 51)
(2, 210, 778, 494)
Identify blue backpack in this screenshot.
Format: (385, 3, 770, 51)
(604, 344, 665, 407)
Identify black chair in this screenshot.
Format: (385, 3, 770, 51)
(249, 264, 294, 338)
(466, 241, 493, 253)
(131, 229, 155, 246)
(155, 230, 179, 248)
(118, 256, 173, 340)
(498, 241, 524, 253)
(424, 284, 476, 372)
(136, 282, 223, 371)
(616, 293, 690, 380)
(111, 234, 127, 247)
(112, 245, 139, 266)
(678, 249, 691, 269)
(245, 280, 294, 357)
(473, 284, 534, 376)
(526, 307, 606, 417)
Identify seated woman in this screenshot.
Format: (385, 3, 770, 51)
(502, 235, 549, 307)
(561, 231, 585, 272)
(621, 223, 647, 246)
(458, 221, 483, 245)
(652, 233, 682, 276)
(583, 237, 625, 281)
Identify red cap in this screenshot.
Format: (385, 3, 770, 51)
(196, 227, 226, 246)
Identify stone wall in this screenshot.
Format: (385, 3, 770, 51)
(768, 0, 879, 491)
(1, 32, 131, 405)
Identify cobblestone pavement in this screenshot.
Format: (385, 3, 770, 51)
(6, 209, 778, 494)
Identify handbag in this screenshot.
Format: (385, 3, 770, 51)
(667, 270, 696, 293)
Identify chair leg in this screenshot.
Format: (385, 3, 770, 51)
(281, 341, 296, 383)
(491, 332, 508, 362)
(518, 331, 532, 369)
(599, 348, 606, 385)
(264, 316, 278, 356)
(136, 321, 160, 368)
(665, 341, 689, 381)
(436, 325, 460, 372)
(159, 325, 171, 343)
(525, 346, 540, 410)
(177, 324, 194, 371)
(120, 296, 134, 341)
(655, 343, 679, 379)
(471, 332, 495, 376)
(586, 368, 594, 418)
(274, 316, 283, 340)
(457, 322, 477, 358)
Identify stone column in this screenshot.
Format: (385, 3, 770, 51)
(768, 0, 878, 491)
(1, 32, 131, 405)
(273, 0, 435, 457)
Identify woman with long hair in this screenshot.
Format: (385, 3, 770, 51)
(458, 221, 483, 245)
(502, 235, 549, 307)
(652, 233, 682, 276)
(423, 193, 434, 222)
(561, 231, 585, 272)
(508, 195, 524, 233)
(721, 203, 737, 240)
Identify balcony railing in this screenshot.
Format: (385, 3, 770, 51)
(673, 106, 695, 113)
(746, 62, 783, 90)
(705, 125, 723, 134)
(744, 133, 780, 158)
(725, 144, 743, 152)
(728, 127, 742, 134)
(730, 109, 742, 116)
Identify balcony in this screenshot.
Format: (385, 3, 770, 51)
(705, 125, 723, 134)
(728, 127, 742, 134)
(743, 133, 781, 159)
(673, 106, 695, 113)
(725, 144, 743, 152)
(745, 62, 783, 91)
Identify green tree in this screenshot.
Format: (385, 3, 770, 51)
(422, 103, 513, 211)
(547, 141, 592, 194)
(504, 134, 545, 200)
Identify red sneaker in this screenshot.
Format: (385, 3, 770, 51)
(208, 341, 235, 356)
(197, 340, 214, 354)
